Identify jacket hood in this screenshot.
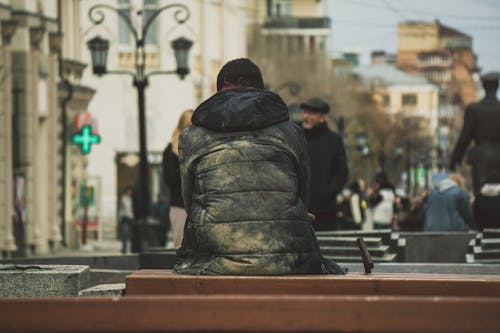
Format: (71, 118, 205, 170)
(437, 178, 458, 192)
(192, 88, 289, 132)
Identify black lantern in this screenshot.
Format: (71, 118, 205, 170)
(87, 36, 110, 76)
(171, 36, 193, 79)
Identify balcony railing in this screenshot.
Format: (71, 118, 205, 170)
(263, 16, 331, 29)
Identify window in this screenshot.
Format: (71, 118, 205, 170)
(118, 0, 131, 45)
(267, 0, 292, 17)
(143, 0, 158, 45)
(402, 93, 417, 106)
(383, 94, 390, 107)
(118, 0, 158, 46)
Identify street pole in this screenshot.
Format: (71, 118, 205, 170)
(134, 78, 149, 219)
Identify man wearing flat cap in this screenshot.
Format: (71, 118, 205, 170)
(450, 71, 500, 195)
(301, 97, 348, 230)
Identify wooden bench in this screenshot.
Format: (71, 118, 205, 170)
(125, 269, 500, 297)
(2, 270, 500, 332)
(1, 294, 500, 332)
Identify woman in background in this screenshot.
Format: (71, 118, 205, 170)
(369, 172, 396, 230)
(162, 109, 193, 248)
(118, 186, 134, 253)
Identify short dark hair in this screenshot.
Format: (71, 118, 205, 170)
(216, 58, 264, 91)
(482, 79, 499, 92)
(481, 72, 499, 92)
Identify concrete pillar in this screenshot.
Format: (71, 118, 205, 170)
(0, 20, 18, 253)
(47, 32, 62, 243)
(17, 26, 45, 251)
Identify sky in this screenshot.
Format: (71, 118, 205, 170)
(327, 0, 500, 73)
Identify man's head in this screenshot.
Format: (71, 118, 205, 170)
(481, 71, 499, 93)
(300, 97, 329, 129)
(216, 58, 264, 92)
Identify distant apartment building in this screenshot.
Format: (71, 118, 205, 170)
(248, 0, 331, 57)
(353, 64, 439, 135)
(397, 20, 478, 106)
(397, 20, 480, 157)
(371, 50, 397, 66)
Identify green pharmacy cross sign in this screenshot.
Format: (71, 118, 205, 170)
(72, 125, 101, 154)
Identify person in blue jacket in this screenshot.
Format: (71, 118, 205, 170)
(424, 173, 474, 231)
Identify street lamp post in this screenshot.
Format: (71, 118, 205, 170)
(87, 4, 193, 251)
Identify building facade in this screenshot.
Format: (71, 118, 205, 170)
(397, 20, 478, 106)
(248, 0, 331, 55)
(354, 64, 439, 136)
(0, 0, 93, 256)
(397, 20, 480, 165)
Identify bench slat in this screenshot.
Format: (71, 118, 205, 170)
(1, 295, 499, 333)
(126, 270, 500, 296)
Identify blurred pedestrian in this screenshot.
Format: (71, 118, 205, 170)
(337, 179, 367, 230)
(398, 189, 427, 232)
(162, 109, 193, 248)
(118, 186, 134, 253)
(473, 170, 500, 230)
(300, 97, 348, 231)
(450, 72, 500, 195)
(151, 192, 171, 247)
(369, 172, 395, 230)
(349, 178, 368, 227)
(424, 173, 474, 231)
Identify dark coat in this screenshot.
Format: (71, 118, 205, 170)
(303, 122, 348, 215)
(162, 143, 183, 207)
(474, 184, 500, 230)
(174, 88, 323, 275)
(450, 96, 500, 193)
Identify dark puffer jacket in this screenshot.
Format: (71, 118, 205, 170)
(173, 88, 323, 275)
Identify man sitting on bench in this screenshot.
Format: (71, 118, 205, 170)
(174, 58, 332, 275)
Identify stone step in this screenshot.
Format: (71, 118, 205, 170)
(0, 264, 90, 297)
(481, 239, 500, 250)
(467, 254, 500, 264)
(472, 248, 500, 260)
(325, 253, 397, 263)
(316, 236, 382, 248)
(320, 245, 390, 257)
(483, 228, 500, 239)
(139, 251, 177, 269)
(78, 283, 125, 296)
(316, 230, 393, 244)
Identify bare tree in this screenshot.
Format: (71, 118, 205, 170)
(248, 33, 430, 188)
